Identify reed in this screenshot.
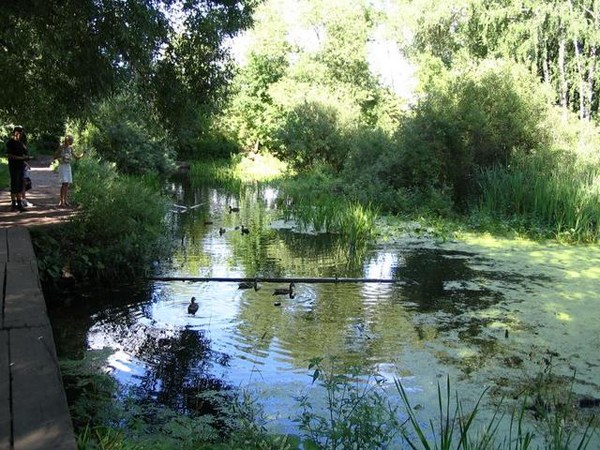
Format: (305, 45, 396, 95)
(395, 374, 596, 449)
(477, 150, 600, 242)
(288, 197, 379, 249)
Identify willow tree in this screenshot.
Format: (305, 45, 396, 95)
(399, 0, 600, 121)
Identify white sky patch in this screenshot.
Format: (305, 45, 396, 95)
(367, 25, 417, 100)
(227, 9, 417, 100)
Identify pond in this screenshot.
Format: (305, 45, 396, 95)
(46, 177, 600, 444)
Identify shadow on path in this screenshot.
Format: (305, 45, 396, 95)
(1, 155, 77, 228)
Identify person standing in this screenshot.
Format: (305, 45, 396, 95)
(5, 126, 31, 212)
(21, 162, 32, 207)
(54, 134, 82, 208)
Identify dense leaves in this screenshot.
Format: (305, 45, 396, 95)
(0, 0, 257, 137)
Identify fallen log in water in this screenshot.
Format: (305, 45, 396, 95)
(147, 276, 415, 284)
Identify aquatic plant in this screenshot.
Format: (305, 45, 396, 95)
(395, 371, 597, 449)
(296, 357, 402, 449)
(476, 149, 600, 243)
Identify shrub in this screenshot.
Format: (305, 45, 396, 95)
(34, 157, 172, 283)
(276, 101, 348, 172)
(386, 58, 553, 210)
(82, 91, 176, 177)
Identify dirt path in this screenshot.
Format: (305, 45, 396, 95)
(1, 155, 77, 228)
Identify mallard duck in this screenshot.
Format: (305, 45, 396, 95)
(273, 282, 295, 296)
(187, 296, 199, 315)
(229, 206, 240, 213)
(241, 225, 250, 235)
(238, 280, 260, 291)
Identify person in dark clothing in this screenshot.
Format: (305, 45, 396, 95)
(5, 126, 31, 211)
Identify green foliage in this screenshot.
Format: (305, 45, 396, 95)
(476, 148, 600, 243)
(276, 101, 347, 171)
(81, 91, 176, 176)
(0, 157, 7, 190)
(220, 0, 401, 168)
(191, 153, 287, 187)
(0, 1, 258, 135)
(395, 377, 504, 449)
(407, 0, 600, 120)
(221, 52, 290, 152)
(297, 358, 401, 449)
(388, 58, 552, 209)
(33, 157, 172, 283)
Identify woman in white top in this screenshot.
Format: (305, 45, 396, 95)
(54, 134, 83, 208)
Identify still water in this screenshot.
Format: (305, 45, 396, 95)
(46, 180, 600, 442)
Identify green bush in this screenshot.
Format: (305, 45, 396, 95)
(34, 157, 172, 283)
(386, 58, 553, 210)
(82, 91, 176, 176)
(276, 101, 348, 172)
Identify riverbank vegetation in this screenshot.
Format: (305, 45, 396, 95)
(33, 156, 172, 284)
(3, 0, 600, 447)
(63, 354, 596, 449)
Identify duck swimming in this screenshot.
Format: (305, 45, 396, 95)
(238, 280, 260, 291)
(187, 297, 199, 315)
(273, 282, 295, 296)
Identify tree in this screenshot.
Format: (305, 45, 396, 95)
(401, 0, 600, 121)
(0, 0, 257, 136)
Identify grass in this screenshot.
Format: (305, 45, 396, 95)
(190, 152, 288, 188)
(63, 346, 599, 449)
(0, 157, 8, 189)
(476, 150, 600, 243)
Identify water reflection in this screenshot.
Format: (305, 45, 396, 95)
(46, 181, 562, 432)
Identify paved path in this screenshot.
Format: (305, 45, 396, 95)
(1, 156, 76, 229)
(1, 158, 77, 448)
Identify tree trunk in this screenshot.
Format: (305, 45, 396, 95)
(558, 38, 569, 120)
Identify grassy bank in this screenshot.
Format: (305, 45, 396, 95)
(33, 155, 172, 284)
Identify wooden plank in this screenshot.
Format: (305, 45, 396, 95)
(4, 263, 49, 329)
(0, 262, 5, 325)
(10, 327, 76, 450)
(0, 229, 7, 263)
(0, 331, 10, 450)
(6, 227, 35, 263)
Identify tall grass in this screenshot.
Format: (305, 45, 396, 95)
(190, 152, 287, 188)
(290, 198, 379, 248)
(477, 150, 600, 242)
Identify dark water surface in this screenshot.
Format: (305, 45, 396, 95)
(46, 180, 600, 440)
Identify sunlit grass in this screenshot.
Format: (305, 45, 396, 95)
(0, 158, 8, 189)
(190, 152, 288, 187)
(232, 151, 288, 182)
(477, 150, 600, 243)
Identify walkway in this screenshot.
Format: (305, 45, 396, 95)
(1, 155, 76, 229)
(0, 227, 76, 449)
(1, 156, 77, 448)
